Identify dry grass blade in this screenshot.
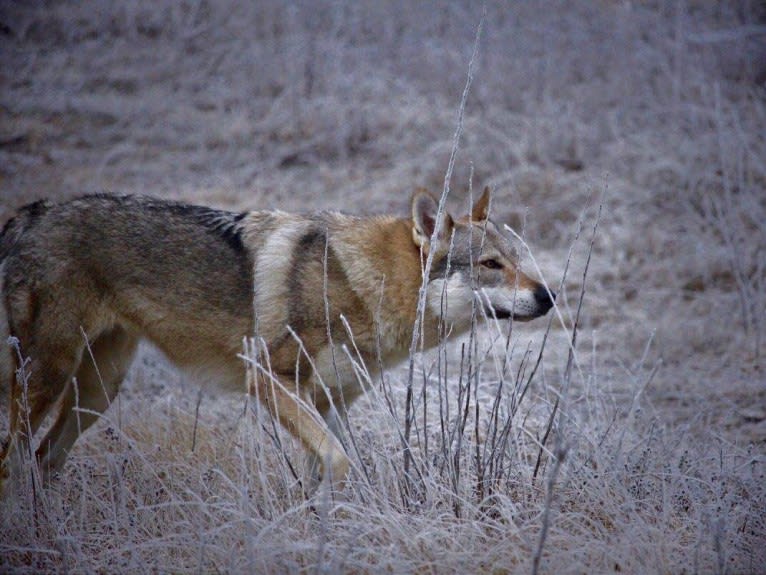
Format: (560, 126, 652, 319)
(403, 8, 487, 494)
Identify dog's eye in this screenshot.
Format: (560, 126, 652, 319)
(481, 259, 503, 270)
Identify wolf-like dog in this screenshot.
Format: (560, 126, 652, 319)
(0, 188, 554, 491)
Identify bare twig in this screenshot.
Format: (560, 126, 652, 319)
(403, 7, 486, 492)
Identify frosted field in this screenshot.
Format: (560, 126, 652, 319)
(1, 2, 764, 573)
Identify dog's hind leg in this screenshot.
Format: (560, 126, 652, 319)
(36, 326, 138, 480)
(1, 328, 85, 490)
(0, 283, 105, 491)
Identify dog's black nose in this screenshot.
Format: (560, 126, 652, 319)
(534, 285, 555, 314)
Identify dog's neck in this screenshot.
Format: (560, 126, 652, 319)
(333, 215, 453, 357)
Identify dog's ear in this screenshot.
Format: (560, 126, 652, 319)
(471, 186, 491, 222)
(411, 188, 453, 250)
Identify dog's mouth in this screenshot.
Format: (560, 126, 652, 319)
(483, 307, 538, 322)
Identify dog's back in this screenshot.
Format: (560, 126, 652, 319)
(2, 194, 255, 372)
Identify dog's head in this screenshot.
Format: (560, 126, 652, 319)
(411, 187, 555, 329)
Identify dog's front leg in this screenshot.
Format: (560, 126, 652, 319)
(303, 401, 352, 489)
(257, 374, 350, 488)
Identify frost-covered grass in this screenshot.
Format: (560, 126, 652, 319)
(2, 309, 763, 573)
(1, 1, 764, 572)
